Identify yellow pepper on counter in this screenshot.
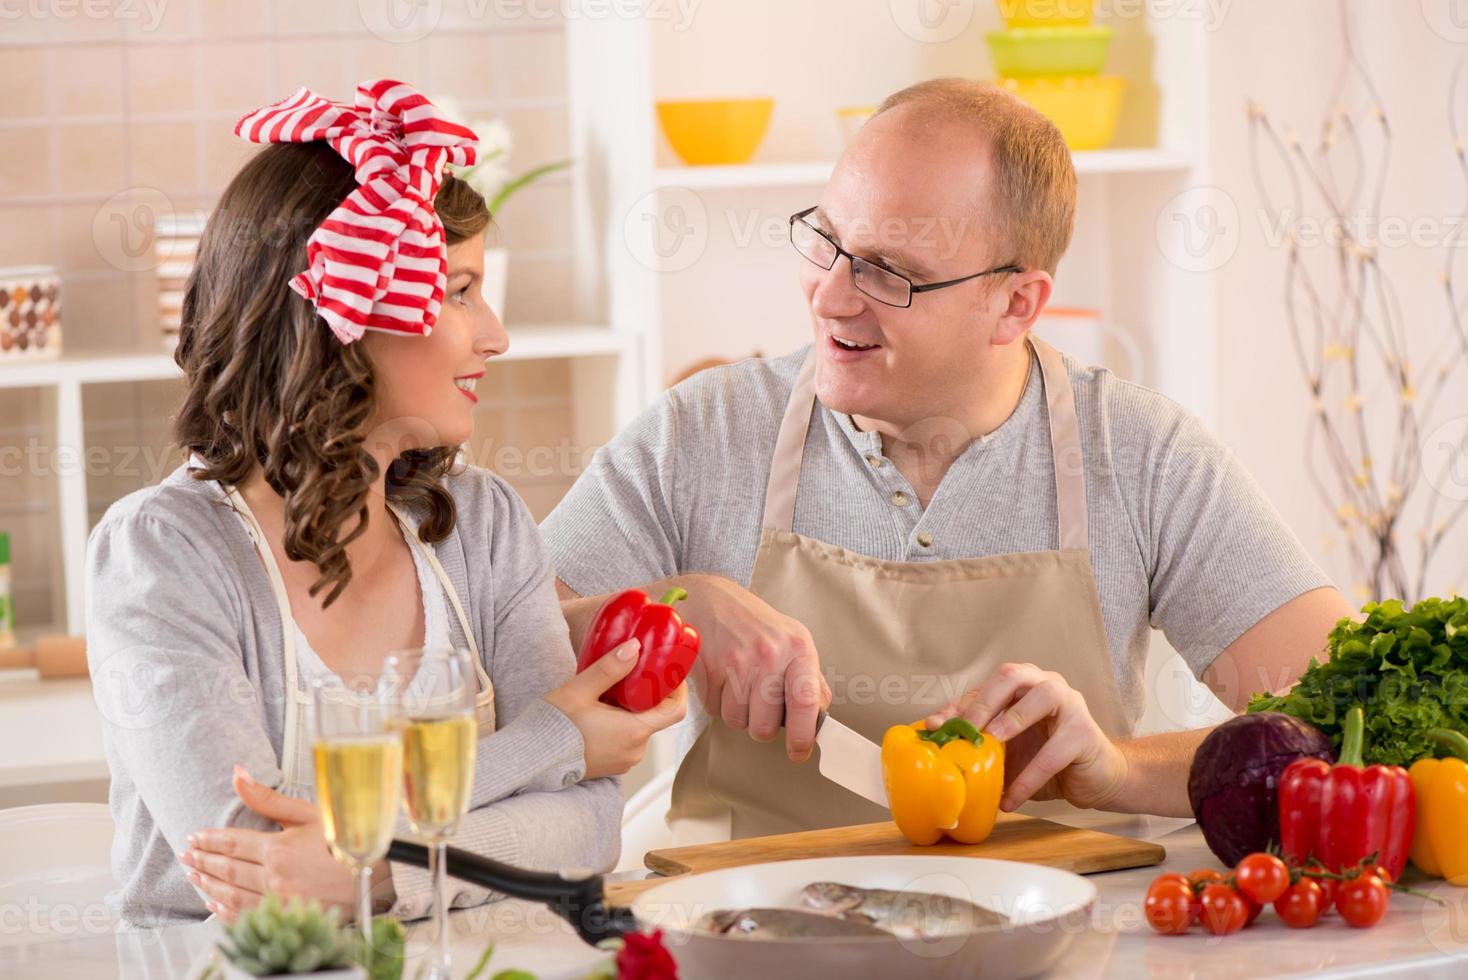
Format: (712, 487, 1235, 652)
(881, 718, 1005, 846)
(1409, 728, 1468, 885)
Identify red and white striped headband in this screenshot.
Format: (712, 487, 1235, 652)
(234, 79, 478, 344)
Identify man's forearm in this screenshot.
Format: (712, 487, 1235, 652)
(1109, 727, 1214, 817)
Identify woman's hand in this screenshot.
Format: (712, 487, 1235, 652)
(927, 662, 1128, 812)
(180, 765, 389, 922)
(543, 639, 689, 780)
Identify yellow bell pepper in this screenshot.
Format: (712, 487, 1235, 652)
(1409, 728, 1468, 885)
(881, 718, 1005, 846)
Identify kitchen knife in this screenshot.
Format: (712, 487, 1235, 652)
(810, 710, 890, 809)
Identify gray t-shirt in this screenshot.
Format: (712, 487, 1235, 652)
(542, 344, 1335, 730)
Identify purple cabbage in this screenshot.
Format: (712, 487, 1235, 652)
(1187, 712, 1336, 866)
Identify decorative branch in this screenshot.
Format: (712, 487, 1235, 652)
(1245, 1, 1468, 602)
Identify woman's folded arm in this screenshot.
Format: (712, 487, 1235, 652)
(388, 775, 623, 920)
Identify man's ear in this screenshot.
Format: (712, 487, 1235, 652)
(991, 270, 1053, 347)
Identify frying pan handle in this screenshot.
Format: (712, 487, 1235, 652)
(386, 839, 639, 945)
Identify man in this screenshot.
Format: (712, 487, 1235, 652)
(542, 78, 1351, 839)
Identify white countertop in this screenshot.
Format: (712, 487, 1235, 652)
(0, 671, 107, 790)
(4, 815, 1468, 979)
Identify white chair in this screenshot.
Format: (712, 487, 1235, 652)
(616, 765, 677, 873)
(0, 802, 119, 947)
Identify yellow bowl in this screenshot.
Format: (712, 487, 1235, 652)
(995, 0, 1094, 27)
(655, 98, 775, 166)
(999, 75, 1124, 150)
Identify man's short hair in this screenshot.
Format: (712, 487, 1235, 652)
(874, 78, 1077, 276)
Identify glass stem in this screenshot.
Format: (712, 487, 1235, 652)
(357, 863, 373, 950)
(434, 839, 450, 973)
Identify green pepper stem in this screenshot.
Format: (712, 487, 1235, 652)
(1339, 704, 1365, 768)
(919, 717, 981, 748)
(1427, 727, 1468, 762)
(657, 587, 689, 606)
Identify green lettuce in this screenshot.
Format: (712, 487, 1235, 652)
(1246, 596, 1468, 766)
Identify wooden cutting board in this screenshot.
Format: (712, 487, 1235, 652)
(603, 810, 1165, 905)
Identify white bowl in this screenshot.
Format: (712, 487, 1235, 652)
(629, 855, 1096, 980)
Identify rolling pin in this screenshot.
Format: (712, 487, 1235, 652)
(0, 634, 88, 678)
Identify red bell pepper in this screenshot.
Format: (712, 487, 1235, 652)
(575, 587, 700, 712)
(1278, 704, 1416, 881)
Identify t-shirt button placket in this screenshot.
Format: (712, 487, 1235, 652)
(889, 490, 909, 508)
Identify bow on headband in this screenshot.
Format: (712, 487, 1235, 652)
(234, 79, 478, 344)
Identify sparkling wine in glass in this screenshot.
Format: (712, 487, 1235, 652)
(383, 647, 476, 980)
(310, 678, 401, 947)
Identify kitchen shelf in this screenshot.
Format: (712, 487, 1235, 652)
(649, 149, 1198, 190)
(0, 325, 635, 392)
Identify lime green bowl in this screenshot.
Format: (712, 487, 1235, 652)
(987, 26, 1113, 77)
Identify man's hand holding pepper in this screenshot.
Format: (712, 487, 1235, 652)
(928, 662, 1129, 811)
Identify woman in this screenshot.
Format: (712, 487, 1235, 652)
(85, 81, 684, 928)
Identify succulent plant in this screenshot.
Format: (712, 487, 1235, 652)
(217, 895, 355, 976)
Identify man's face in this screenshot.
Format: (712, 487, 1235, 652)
(799, 107, 1025, 431)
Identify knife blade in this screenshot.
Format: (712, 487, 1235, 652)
(811, 710, 889, 809)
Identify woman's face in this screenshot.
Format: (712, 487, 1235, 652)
(362, 234, 507, 450)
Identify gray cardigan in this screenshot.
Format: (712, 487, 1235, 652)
(85, 463, 621, 927)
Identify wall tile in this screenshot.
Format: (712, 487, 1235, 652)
(0, 128, 53, 196)
(199, 40, 278, 114)
(56, 123, 128, 198)
(48, 43, 125, 116)
(0, 48, 48, 119)
(125, 41, 199, 115)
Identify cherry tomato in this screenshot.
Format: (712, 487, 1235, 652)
(1365, 863, 1395, 885)
(1187, 868, 1224, 887)
(1242, 894, 1263, 926)
(1145, 880, 1196, 935)
(1274, 879, 1325, 929)
(1199, 883, 1250, 936)
(1303, 862, 1338, 913)
(1337, 875, 1390, 929)
(1235, 854, 1291, 905)
(1151, 872, 1191, 890)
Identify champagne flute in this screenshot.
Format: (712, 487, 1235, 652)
(382, 647, 476, 980)
(310, 678, 402, 947)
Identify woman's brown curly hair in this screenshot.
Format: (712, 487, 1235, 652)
(174, 141, 491, 607)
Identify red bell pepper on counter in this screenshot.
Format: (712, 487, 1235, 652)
(1278, 704, 1416, 881)
(575, 587, 700, 712)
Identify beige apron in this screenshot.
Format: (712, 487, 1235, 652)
(668, 336, 1129, 840)
(223, 487, 496, 797)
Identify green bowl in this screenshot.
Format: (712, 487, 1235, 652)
(986, 26, 1113, 77)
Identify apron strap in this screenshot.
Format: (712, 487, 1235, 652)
(759, 336, 1089, 551)
(385, 502, 493, 703)
(1028, 336, 1089, 553)
(760, 350, 819, 533)
(222, 486, 304, 766)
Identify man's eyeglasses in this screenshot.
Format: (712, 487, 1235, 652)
(788, 206, 1022, 309)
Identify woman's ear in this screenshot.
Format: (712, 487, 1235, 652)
(991, 270, 1053, 347)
